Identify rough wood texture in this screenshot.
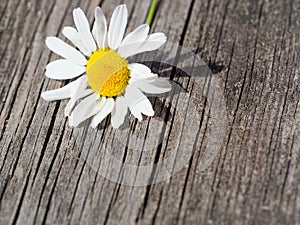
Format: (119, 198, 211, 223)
(0, 0, 299, 224)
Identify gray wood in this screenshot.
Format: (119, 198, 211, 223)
(0, 0, 299, 225)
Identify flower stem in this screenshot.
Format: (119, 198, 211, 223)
(146, 0, 158, 25)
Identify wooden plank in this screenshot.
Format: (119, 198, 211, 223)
(0, 0, 299, 224)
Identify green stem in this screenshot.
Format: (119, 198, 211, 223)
(146, 0, 158, 25)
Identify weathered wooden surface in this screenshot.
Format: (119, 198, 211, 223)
(0, 0, 299, 224)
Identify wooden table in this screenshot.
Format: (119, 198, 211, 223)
(0, 0, 299, 224)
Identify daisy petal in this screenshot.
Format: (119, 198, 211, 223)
(131, 78, 171, 94)
(108, 4, 128, 50)
(41, 86, 72, 101)
(42, 75, 89, 106)
(92, 6, 107, 49)
(62, 26, 91, 56)
(69, 93, 100, 127)
(41, 76, 84, 101)
(73, 8, 97, 53)
(119, 32, 166, 58)
(111, 96, 127, 129)
(120, 24, 149, 46)
(46, 37, 87, 65)
(124, 85, 154, 121)
(118, 25, 151, 58)
(64, 89, 93, 117)
(65, 99, 77, 117)
(45, 59, 86, 80)
(118, 24, 149, 57)
(138, 32, 167, 52)
(129, 63, 158, 81)
(91, 98, 115, 128)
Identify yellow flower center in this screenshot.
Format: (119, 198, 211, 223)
(86, 48, 130, 98)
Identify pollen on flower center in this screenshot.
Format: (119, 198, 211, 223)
(86, 48, 130, 98)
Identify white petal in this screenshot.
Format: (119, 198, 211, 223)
(118, 32, 166, 58)
(70, 75, 89, 100)
(111, 96, 127, 129)
(65, 99, 77, 117)
(45, 59, 86, 80)
(69, 93, 101, 127)
(129, 63, 158, 81)
(73, 8, 97, 53)
(42, 87, 72, 101)
(137, 33, 167, 52)
(124, 85, 154, 121)
(92, 7, 107, 49)
(62, 26, 91, 56)
(118, 24, 150, 58)
(46, 37, 87, 65)
(64, 89, 93, 117)
(108, 4, 128, 50)
(91, 98, 115, 128)
(120, 24, 149, 46)
(131, 78, 171, 94)
(42, 77, 81, 101)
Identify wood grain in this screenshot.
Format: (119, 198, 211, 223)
(0, 0, 299, 225)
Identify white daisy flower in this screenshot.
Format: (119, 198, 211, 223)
(42, 5, 171, 129)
